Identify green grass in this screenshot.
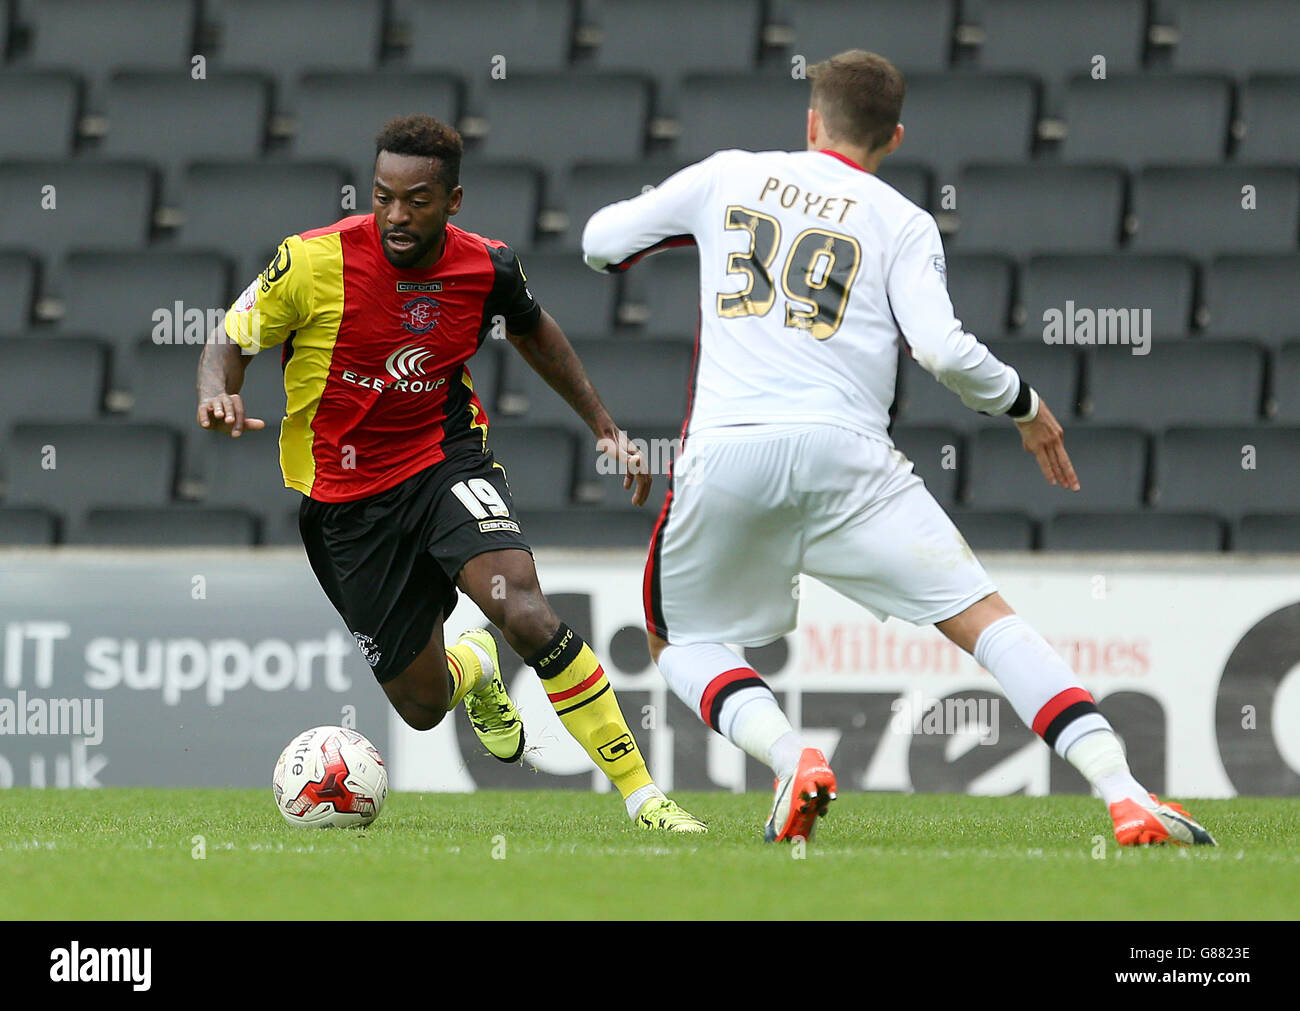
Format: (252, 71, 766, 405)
(1, 790, 1296, 920)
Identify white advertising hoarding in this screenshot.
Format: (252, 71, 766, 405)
(1, 550, 1296, 797)
(398, 551, 1300, 798)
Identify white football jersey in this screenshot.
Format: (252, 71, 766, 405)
(583, 148, 1023, 441)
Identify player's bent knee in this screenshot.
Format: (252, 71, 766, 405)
(392, 700, 447, 732)
(381, 644, 453, 728)
(935, 592, 1016, 654)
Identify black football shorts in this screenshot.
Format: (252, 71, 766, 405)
(298, 442, 532, 684)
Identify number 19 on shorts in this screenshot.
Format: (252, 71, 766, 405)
(451, 478, 511, 519)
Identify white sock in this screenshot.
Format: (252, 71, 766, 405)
(722, 695, 802, 778)
(769, 732, 805, 781)
(658, 641, 801, 775)
(461, 637, 495, 694)
(972, 615, 1111, 757)
(624, 783, 665, 820)
(1065, 729, 1155, 808)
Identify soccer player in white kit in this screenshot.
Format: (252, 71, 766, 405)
(583, 50, 1215, 847)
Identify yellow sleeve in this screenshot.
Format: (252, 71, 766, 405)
(224, 235, 314, 352)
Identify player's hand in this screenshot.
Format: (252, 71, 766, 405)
(1015, 399, 1080, 491)
(197, 393, 265, 438)
(598, 429, 653, 507)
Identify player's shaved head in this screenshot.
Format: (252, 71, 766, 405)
(809, 50, 905, 153)
(375, 114, 463, 193)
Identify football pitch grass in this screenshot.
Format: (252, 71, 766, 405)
(2, 790, 1297, 920)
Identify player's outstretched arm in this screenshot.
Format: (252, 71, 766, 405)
(507, 309, 651, 505)
(196, 336, 265, 438)
(1014, 396, 1079, 491)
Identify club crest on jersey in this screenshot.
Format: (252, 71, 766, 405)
(385, 343, 435, 379)
(402, 296, 441, 334)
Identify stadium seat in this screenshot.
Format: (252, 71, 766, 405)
(1018, 255, 1195, 342)
(402, 0, 573, 102)
(101, 72, 269, 202)
(0, 507, 59, 545)
(1083, 341, 1264, 426)
(1061, 75, 1232, 168)
(953, 165, 1125, 256)
(0, 72, 79, 158)
(896, 342, 1080, 430)
(1200, 255, 1300, 346)
(505, 339, 693, 434)
(291, 72, 461, 193)
(1271, 343, 1300, 423)
(946, 509, 1036, 551)
(785, 0, 955, 71)
(75, 506, 260, 546)
(0, 253, 36, 335)
(965, 426, 1148, 518)
(1131, 167, 1300, 256)
(129, 338, 286, 482)
(60, 251, 230, 392)
(24, 0, 197, 109)
(0, 338, 107, 435)
(514, 251, 620, 335)
(213, 0, 383, 110)
(0, 162, 154, 284)
(1154, 427, 1300, 517)
(891, 425, 961, 507)
(1237, 76, 1300, 163)
(1170, 0, 1300, 76)
(200, 428, 302, 544)
(560, 159, 687, 249)
(453, 161, 543, 250)
(946, 254, 1014, 338)
(517, 505, 656, 548)
(485, 424, 576, 509)
(176, 161, 349, 280)
(677, 74, 811, 162)
(1042, 512, 1225, 552)
(876, 162, 931, 209)
(477, 74, 649, 182)
(639, 249, 702, 340)
(1235, 514, 1300, 552)
(881, 74, 1037, 185)
(593, 0, 762, 112)
(978, 0, 1144, 111)
(3, 423, 179, 530)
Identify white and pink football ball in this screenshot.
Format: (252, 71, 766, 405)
(273, 726, 388, 828)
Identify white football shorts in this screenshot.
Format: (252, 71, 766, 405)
(644, 423, 997, 646)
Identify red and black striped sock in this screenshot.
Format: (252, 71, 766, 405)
(973, 615, 1111, 757)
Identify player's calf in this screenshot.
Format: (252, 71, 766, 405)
(458, 549, 560, 657)
(382, 636, 454, 731)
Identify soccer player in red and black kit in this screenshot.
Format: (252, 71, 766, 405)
(196, 115, 704, 832)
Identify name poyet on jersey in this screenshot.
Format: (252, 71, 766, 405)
(583, 148, 1024, 443)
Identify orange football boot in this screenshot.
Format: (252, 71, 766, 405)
(1110, 793, 1216, 846)
(764, 747, 837, 842)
